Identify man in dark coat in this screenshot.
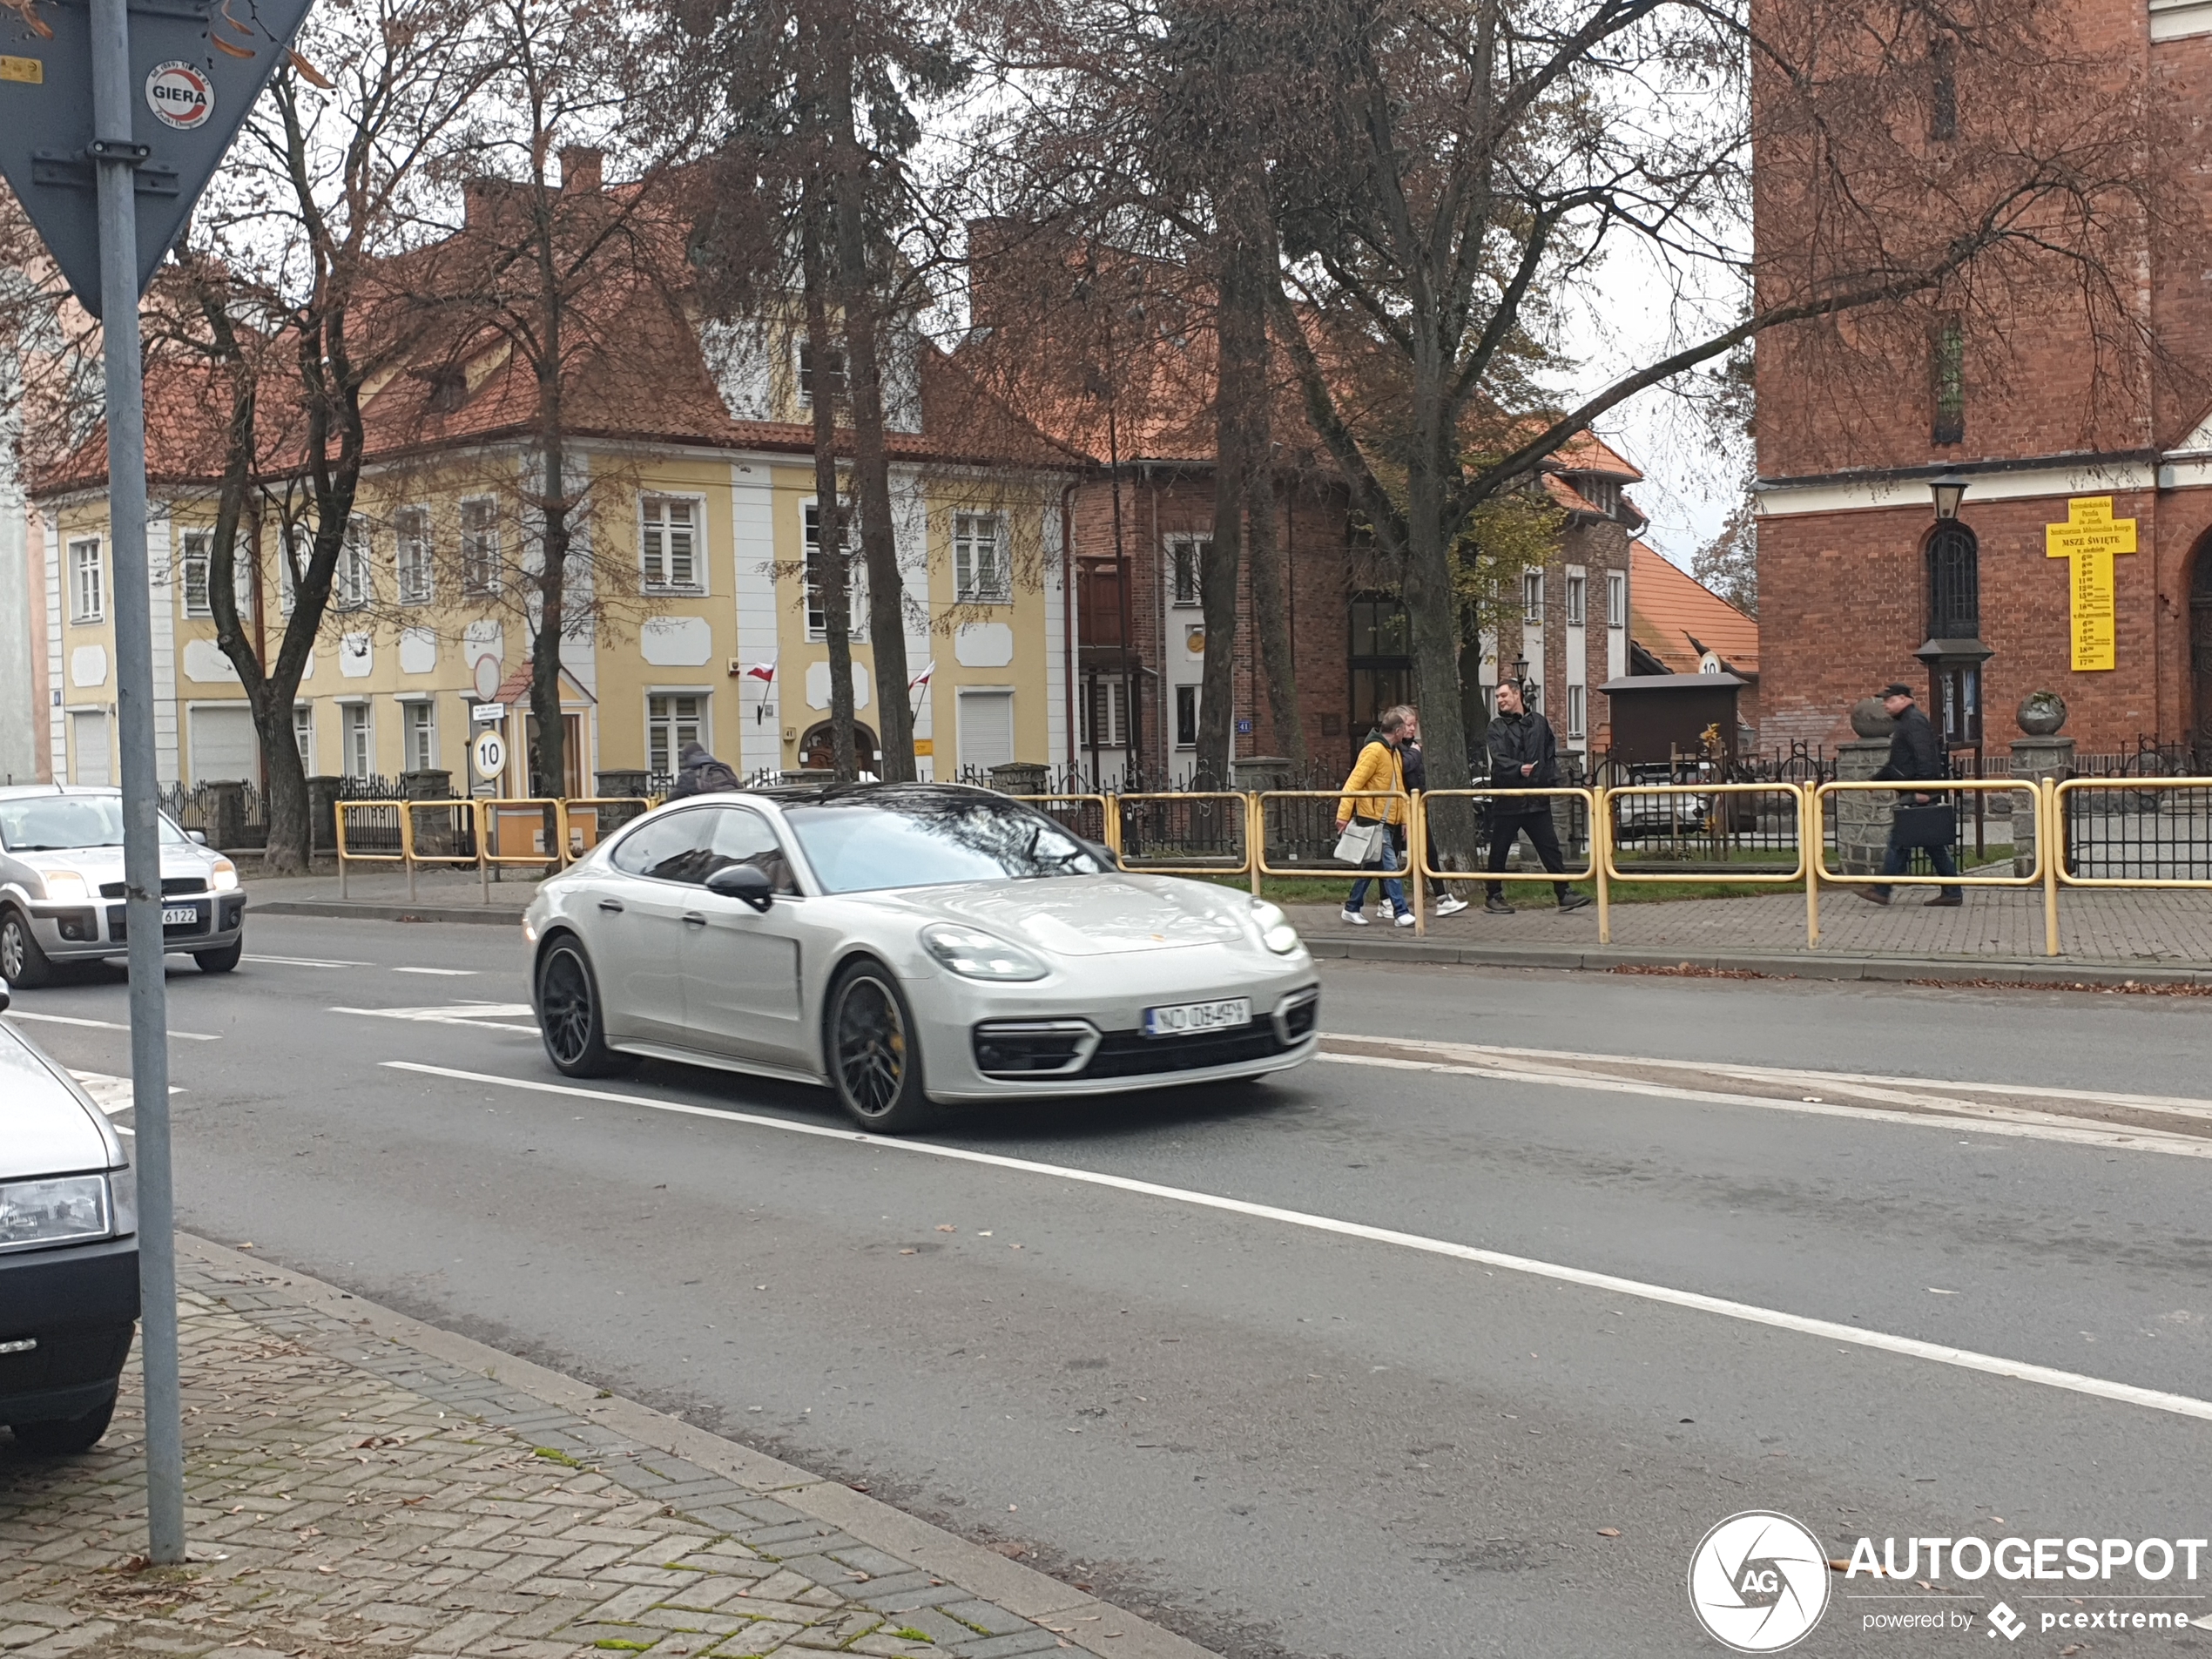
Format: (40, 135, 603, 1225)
(665, 740, 742, 800)
(1482, 680, 1590, 914)
(1865, 682, 1962, 906)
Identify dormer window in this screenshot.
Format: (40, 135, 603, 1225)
(426, 365, 468, 414)
(1581, 476, 1621, 518)
(799, 339, 847, 405)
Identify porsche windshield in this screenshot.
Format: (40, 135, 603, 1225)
(784, 791, 1109, 894)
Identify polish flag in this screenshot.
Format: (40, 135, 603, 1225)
(909, 661, 935, 691)
(744, 661, 776, 685)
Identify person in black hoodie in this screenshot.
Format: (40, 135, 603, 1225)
(665, 740, 743, 800)
(1865, 682, 1962, 906)
(1397, 711, 1471, 917)
(1482, 680, 1590, 915)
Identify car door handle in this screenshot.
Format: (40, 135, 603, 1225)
(597, 899, 624, 914)
(683, 912, 706, 927)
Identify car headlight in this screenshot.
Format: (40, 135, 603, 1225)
(920, 923, 1049, 981)
(1251, 899, 1301, 955)
(36, 869, 90, 901)
(210, 858, 239, 893)
(0, 1174, 111, 1251)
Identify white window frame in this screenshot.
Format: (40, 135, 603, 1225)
(181, 529, 212, 617)
(1522, 570, 1543, 623)
(70, 536, 103, 622)
(640, 494, 705, 595)
(646, 691, 710, 777)
(279, 523, 308, 616)
(1608, 570, 1627, 629)
(341, 701, 374, 781)
(396, 505, 433, 605)
(335, 516, 372, 611)
(1566, 683, 1587, 740)
(797, 338, 847, 406)
(1174, 684, 1200, 749)
(803, 498, 866, 641)
(1565, 573, 1586, 628)
(1078, 674, 1129, 750)
(293, 704, 314, 772)
(1167, 535, 1207, 608)
(461, 497, 501, 597)
(954, 511, 1010, 604)
(400, 698, 437, 773)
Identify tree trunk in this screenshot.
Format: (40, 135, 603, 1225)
(1244, 465, 1305, 766)
(803, 182, 858, 779)
(1197, 225, 1265, 788)
(826, 2, 914, 783)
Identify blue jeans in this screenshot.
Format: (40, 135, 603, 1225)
(1875, 841, 1961, 902)
(1346, 831, 1407, 916)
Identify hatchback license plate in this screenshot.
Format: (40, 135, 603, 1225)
(1143, 997, 1251, 1037)
(162, 905, 197, 926)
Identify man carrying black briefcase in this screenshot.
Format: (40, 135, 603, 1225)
(1863, 681, 1963, 907)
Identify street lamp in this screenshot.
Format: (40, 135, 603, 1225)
(1930, 469, 1969, 521)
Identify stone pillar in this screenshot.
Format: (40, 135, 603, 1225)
(206, 779, 246, 851)
(1833, 739, 1893, 875)
(1231, 755, 1293, 794)
(400, 768, 453, 801)
(596, 768, 649, 800)
(988, 760, 1049, 796)
(2010, 737, 2075, 877)
(306, 775, 343, 855)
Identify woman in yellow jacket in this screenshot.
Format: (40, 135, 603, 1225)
(1333, 706, 1413, 926)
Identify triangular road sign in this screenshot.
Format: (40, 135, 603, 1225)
(0, 0, 314, 316)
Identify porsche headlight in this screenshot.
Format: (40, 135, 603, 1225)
(210, 858, 239, 893)
(921, 924, 1048, 981)
(36, 868, 91, 901)
(1251, 899, 1301, 955)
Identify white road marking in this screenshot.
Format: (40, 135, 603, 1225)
(1313, 1050, 2212, 1161)
(4, 1010, 220, 1040)
(392, 967, 477, 976)
(244, 954, 370, 968)
(331, 1002, 537, 1032)
(385, 1059, 2212, 1428)
(68, 1069, 180, 1120)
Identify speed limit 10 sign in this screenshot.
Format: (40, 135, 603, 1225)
(472, 727, 507, 781)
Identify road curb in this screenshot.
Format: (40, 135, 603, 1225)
(1301, 936, 2212, 988)
(175, 1233, 1217, 1659)
(252, 898, 527, 925)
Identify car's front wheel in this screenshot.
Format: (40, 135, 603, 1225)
(8, 1396, 114, 1454)
(0, 907, 53, 989)
(194, 938, 242, 974)
(536, 937, 630, 1078)
(825, 961, 935, 1133)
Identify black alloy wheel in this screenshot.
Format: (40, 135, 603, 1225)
(0, 907, 52, 989)
(536, 940, 627, 1077)
(826, 962, 935, 1132)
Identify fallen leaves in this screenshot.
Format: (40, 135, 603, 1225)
(1595, 1527, 1621, 1538)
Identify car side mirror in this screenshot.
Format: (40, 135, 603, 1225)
(186, 829, 208, 846)
(1081, 837, 1121, 870)
(704, 863, 775, 912)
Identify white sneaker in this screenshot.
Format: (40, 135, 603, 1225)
(1394, 911, 1417, 927)
(1433, 895, 1469, 917)
(1339, 907, 1370, 926)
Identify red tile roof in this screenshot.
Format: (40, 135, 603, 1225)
(1629, 542, 1758, 677)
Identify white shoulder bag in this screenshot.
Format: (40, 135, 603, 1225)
(1333, 816, 1385, 866)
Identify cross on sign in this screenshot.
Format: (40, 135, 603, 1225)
(2045, 496, 2136, 671)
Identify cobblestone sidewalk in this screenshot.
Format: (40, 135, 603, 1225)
(0, 1244, 1203, 1659)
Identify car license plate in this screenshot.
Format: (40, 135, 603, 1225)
(1143, 997, 1251, 1037)
(161, 905, 197, 926)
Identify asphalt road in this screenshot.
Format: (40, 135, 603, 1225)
(10, 914, 2212, 1658)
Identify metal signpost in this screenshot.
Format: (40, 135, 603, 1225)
(0, 0, 313, 1564)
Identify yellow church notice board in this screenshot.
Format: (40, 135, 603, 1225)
(2044, 496, 2136, 671)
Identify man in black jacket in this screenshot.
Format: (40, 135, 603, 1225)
(1482, 681, 1590, 914)
(1865, 682, 1962, 906)
(665, 740, 743, 800)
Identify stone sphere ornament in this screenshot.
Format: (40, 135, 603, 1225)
(1850, 697, 1896, 739)
(2016, 690, 2067, 737)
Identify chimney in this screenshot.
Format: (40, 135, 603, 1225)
(462, 177, 499, 227)
(561, 146, 603, 194)
(966, 216, 1018, 332)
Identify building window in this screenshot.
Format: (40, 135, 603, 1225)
(71, 537, 103, 621)
(647, 692, 705, 776)
(1522, 570, 1544, 622)
(954, 512, 1009, 604)
(798, 339, 846, 405)
(803, 500, 865, 639)
(1581, 477, 1621, 519)
(1169, 536, 1207, 607)
(335, 516, 372, 610)
(181, 530, 212, 617)
(1079, 674, 1129, 749)
(957, 688, 1015, 770)
(402, 701, 435, 772)
(461, 498, 500, 595)
(1565, 574, 1586, 627)
(342, 703, 373, 779)
(1347, 593, 1413, 743)
(1175, 685, 1199, 748)
(642, 496, 701, 593)
(293, 705, 314, 771)
(1932, 318, 1966, 445)
(1608, 570, 1627, 628)
(1925, 522, 1980, 638)
(396, 506, 432, 604)
(279, 524, 305, 615)
(1567, 683, 1587, 739)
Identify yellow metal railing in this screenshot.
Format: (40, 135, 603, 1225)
(333, 800, 407, 900)
(1598, 782, 1811, 947)
(1417, 787, 1595, 939)
(1113, 791, 1253, 880)
(1811, 779, 2050, 954)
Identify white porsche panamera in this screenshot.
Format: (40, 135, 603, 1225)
(523, 784, 1319, 1130)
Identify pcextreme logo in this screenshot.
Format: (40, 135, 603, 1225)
(1689, 1511, 1832, 1652)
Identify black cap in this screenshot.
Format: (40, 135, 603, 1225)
(1880, 682, 1914, 699)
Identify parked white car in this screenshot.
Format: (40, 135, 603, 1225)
(524, 784, 1319, 1130)
(0, 786, 246, 987)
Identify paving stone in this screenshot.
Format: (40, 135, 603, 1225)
(935, 1601, 1033, 1639)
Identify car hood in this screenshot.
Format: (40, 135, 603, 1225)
(892, 874, 1253, 957)
(0, 1026, 118, 1177)
(16, 846, 218, 886)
